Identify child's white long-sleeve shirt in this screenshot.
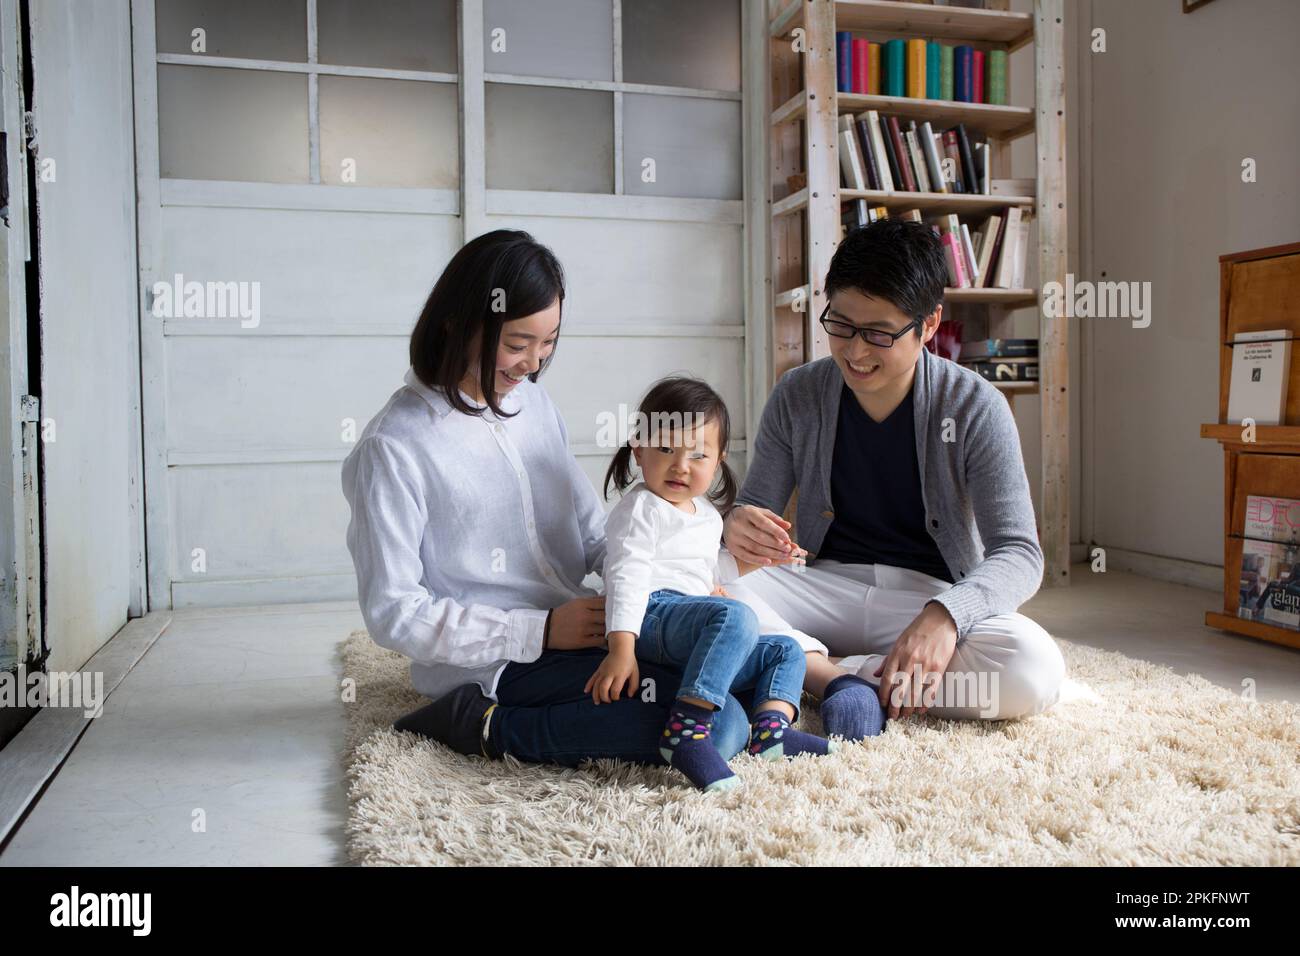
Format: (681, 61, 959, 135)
(602, 482, 741, 636)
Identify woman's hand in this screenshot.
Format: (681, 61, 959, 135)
(723, 505, 797, 567)
(583, 636, 640, 704)
(546, 597, 607, 650)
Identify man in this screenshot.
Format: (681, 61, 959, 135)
(722, 218, 1066, 739)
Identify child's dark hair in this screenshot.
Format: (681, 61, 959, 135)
(824, 218, 947, 335)
(409, 229, 565, 419)
(603, 376, 738, 512)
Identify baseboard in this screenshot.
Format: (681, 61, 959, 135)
(0, 611, 172, 851)
(1070, 543, 1222, 592)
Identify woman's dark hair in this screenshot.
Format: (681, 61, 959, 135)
(603, 376, 738, 512)
(409, 229, 565, 419)
(824, 218, 947, 335)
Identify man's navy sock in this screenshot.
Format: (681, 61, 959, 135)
(660, 701, 739, 792)
(748, 709, 833, 759)
(821, 673, 886, 741)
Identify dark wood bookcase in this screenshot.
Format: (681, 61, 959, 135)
(1200, 241, 1300, 650)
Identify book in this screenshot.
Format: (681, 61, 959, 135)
(886, 116, 916, 191)
(919, 121, 947, 194)
(974, 215, 1002, 283)
(1010, 211, 1031, 288)
(941, 229, 969, 288)
(972, 49, 985, 103)
(868, 43, 881, 94)
(976, 143, 990, 194)
(954, 45, 973, 102)
(993, 206, 1022, 289)
(967, 360, 1038, 382)
(960, 222, 979, 284)
(851, 38, 870, 93)
(854, 114, 881, 190)
(960, 337, 1038, 360)
(953, 123, 978, 197)
(838, 117, 867, 191)
(866, 111, 894, 192)
(906, 124, 931, 192)
(980, 213, 1010, 288)
(926, 41, 941, 98)
(939, 44, 954, 100)
(1227, 330, 1293, 426)
(884, 39, 906, 96)
(941, 129, 965, 193)
(987, 49, 1008, 105)
(836, 31, 853, 92)
(907, 39, 927, 98)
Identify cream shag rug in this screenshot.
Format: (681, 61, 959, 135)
(341, 630, 1300, 866)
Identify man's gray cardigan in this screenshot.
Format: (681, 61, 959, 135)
(735, 347, 1044, 640)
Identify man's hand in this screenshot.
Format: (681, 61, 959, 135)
(874, 601, 959, 720)
(583, 632, 639, 704)
(547, 597, 607, 650)
(723, 504, 797, 567)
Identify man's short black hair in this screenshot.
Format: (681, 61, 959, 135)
(823, 218, 947, 334)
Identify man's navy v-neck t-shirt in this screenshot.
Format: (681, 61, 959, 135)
(817, 379, 954, 583)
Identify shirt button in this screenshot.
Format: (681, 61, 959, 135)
(527, 519, 535, 530)
(494, 424, 504, 434)
(821, 510, 834, 518)
(930, 519, 939, 528)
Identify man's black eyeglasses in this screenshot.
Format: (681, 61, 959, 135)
(819, 303, 920, 349)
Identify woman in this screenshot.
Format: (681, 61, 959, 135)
(341, 229, 749, 765)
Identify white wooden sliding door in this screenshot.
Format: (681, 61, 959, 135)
(132, 0, 747, 609)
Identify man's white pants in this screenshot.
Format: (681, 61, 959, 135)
(724, 559, 1066, 721)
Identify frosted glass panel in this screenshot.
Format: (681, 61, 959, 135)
(158, 65, 308, 183)
(486, 85, 613, 193)
(623, 95, 741, 199)
(317, 0, 457, 72)
(483, 0, 613, 81)
(623, 0, 740, 91)
(156, 0, 307, 61)
(320, 76, 459, 188)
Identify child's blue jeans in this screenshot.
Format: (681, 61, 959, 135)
(636, 589, 807, 716)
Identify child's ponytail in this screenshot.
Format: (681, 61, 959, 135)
(603, 443, 637, 501)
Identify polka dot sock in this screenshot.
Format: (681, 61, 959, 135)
(748, 709, 834, 760)
(660, 701, 739, 793)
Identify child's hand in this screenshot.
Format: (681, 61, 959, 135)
(583, 642, 640, 705)
(710, 584, 730, 597)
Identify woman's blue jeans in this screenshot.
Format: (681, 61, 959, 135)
(637, 589, 807, 716)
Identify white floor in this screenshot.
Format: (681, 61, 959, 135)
(2, 566, 1298, 866)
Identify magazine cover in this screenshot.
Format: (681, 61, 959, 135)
(1239, 495, 1300, 628)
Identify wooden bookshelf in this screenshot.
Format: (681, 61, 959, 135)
(1200, 241, 1300, 651)
(765, 0, 1070, 585)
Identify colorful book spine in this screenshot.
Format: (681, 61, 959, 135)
(851, 38, 870, 93)
(867, 43, 881, 94)
(941, 230, 969, 288)
(939, 44, 955, 101)
(954, 45, 973, 102)
(972, 49, 985, 103)
(836, 31, 853, 93)
(884, 39, 906, 97)
(907, 39, 927, 98)
(926, 41, 941, 99)
(855, 114, 881, 190)
(987, 50, 1008, 106)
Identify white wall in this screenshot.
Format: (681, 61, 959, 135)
(1082, 0, 1300, 568)
(31, 0, 141, 671)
